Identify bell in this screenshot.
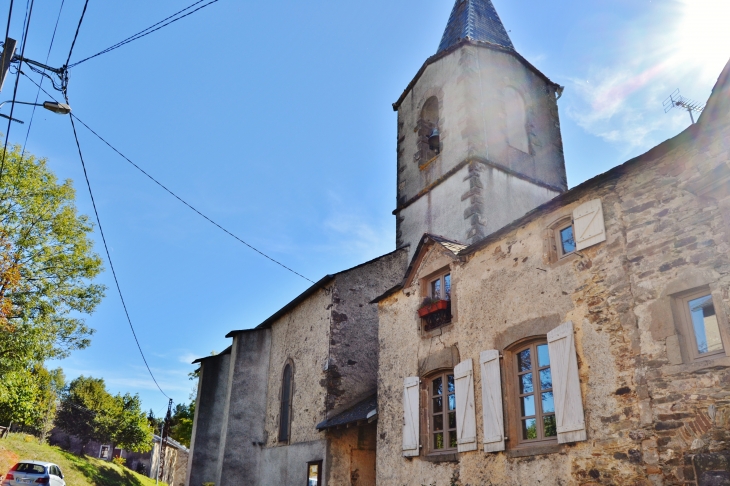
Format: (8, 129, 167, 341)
(428, 128, 440, 153)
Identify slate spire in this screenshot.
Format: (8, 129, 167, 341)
(437, 0, 514, 53)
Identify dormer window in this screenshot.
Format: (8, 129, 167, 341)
(420, 271, 452, 332)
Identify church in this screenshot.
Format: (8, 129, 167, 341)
(186, 1, 730, 484)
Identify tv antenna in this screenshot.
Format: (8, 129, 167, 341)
(663, 89, 704, 124)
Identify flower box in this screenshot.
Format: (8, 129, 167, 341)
(418, 299, 450, 317)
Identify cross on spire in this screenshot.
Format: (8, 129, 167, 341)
(437, 0, 514, 53)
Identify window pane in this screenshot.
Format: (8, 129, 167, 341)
(520, 373, 534, 394)
(308, 464, 319, 486)
(444, 274, 451, 300)
(560, 226, 575, 254)
(449, 431, 458, 448)
(448, 394, 456, 411)
(539, 369, 552, 390)
(689, 295, 724, 354)
(434, 432, 444, 449)
(521, 395, 535, 417)
(447, 374, 455, 393)
(522, 418, 537, 440)
(433, 397, 443, 413)
(543, 415, 557, 437)
(537, 344, 550, 367)
(432, 377, 443, 396)
(517, 348, 531, 372)
(448, 411, 456, 429)
(542, 392, 555, 413)
(431, 279, 441, 299)
(434, 414, 443, 431)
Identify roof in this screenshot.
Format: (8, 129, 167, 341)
(438, 0, 514, 53)
(316, 394, 377, 430)
(191, 345, 231, 364)
(153, 434, 189, 452)
(16, 460, 54, 466)
(226, 247, 408, 337)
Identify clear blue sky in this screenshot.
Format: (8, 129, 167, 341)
(6, 0, 729, 413)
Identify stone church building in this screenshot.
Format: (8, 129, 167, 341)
(187, 1, 730, 485)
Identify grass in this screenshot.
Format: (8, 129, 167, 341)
(0, 433, 165, 486)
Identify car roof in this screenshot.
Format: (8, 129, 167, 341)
(17, 460, 55, 467)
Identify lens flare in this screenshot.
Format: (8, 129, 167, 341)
(675, 0, 730, 80)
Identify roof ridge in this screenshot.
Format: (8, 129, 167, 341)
(437, 0, 514, 54)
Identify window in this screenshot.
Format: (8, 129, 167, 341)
(99, 445, 110, 459)
(504, 87, 529, 153)
(306, 461, 322, 486)
(511, 340, 557, 446)
(545, 217, 576, 263)
(421, 272, 452, 332)
(558, 225, 576, 256)
(675, 289, 725, 361)
(279, 363, 293, 442)
(427, 371, 456, 453)
(415, 96, 440, 168)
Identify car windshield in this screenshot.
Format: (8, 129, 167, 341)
(15, 463, 46, 474)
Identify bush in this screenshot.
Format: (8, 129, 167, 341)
(111, 456, 125, 467)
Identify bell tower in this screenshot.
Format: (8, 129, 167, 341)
(394, 0, 567, 256)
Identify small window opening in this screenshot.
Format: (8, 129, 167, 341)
(416, 96, 441, 167)
(559, 225, 576, 256)
(688, 295, 723, 355)
(420, 272, 452, 332)
(307, 461, 322, 486)
(279, 363, 293, 442)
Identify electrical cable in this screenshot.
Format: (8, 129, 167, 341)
(68, 0, 218, 68)
(20, 70, 315, 284)
(0, 0, 33, 184)
(21, 0, 65, 160)
(67, 112, 170, 400)
(65, 0, 88, 69)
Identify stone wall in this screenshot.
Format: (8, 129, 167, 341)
(377, 113, 730, 485)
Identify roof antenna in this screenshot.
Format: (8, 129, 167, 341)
(663, 89, 705, 124)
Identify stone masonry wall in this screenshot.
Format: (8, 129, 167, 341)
(377, 116, 730, 485)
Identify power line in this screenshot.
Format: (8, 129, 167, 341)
(20, 71, 315, 284)
(0, 0, 33, 184)
(68, 0, 219, 69)
(67, 112, 170, 400)
(21, 0, 65, 160)
(65, 0, 88, 69)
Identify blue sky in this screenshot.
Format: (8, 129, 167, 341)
(5, 0, 729, 413)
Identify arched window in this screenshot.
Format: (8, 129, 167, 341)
(416, 96, 441, 167)
(504, 87, 529, 153)
(278, 363, 293, 442)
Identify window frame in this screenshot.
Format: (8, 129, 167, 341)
(556, 220, 576, 259)
(420, 270, 453, 333)
(424, 369, 457, 456)
(503, 337, 558, 450)
(428, 272, 451, 301)
(306, 460, 322, 486)
(278, 361, 294, 443)
(672, 287, 727, 363)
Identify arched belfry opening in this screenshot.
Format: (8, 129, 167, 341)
(504, 87, 529, 153)
(415, 96, 441, 167)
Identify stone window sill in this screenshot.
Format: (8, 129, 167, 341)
(662, 355, 730, 376)
(506, 443, 563, 458)
(422, 452, 459, 463)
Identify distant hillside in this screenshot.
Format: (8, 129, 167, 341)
(0, 434, 164, 486)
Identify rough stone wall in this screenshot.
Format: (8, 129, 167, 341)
(377, 117, 730, 485)
(326, 249, 409, 416)
(395, 43, 566, 252)
(326, 424, 378, 486)
(186, 351, 230, 486)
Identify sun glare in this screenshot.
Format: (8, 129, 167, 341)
(675, 0, 730, 79)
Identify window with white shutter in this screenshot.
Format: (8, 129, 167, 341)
(403, 376, 420, 456)
(573, 199, 606, 251)
(480, 350, 505, 452)
(454, 359, 477, 452)
(547, 321, 587, 444)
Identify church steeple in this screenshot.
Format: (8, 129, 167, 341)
(437, 0, 514, 53)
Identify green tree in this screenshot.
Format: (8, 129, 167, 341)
(0, 144, 105, 377)
(109, 393, 153, 453)
(0, 364, 64, 431)
(36, 366, 65, 442)
(169, 402, 194, 447)
(56, 376, 115, 450)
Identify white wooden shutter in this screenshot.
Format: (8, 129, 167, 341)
(573, 199, 606, 251)
(454, 359, 477, 452)
(402, 376, 420, 456)
(479, 350, 505, 452)
(547, 321, 587, 444)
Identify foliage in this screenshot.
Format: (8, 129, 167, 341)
(169, 402, 194, 447)
(0, 432, 164, 486)
(112, 456, 126, 467)
(0, 144, 105, 377)
(56, 377, 153, 454)
(36, 367, 66, 442)
(419, 296, 442, 309)
(0, 364, 65, 432)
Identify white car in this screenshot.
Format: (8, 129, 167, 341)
(2, 460, 65, 486)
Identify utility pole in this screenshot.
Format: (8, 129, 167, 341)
(0, 38, 17, 91)
(157, 399, 173, 484)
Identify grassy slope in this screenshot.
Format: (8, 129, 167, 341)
(0, 434, 164, 486)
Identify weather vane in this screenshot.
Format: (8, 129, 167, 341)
(663, 89, 705, 124)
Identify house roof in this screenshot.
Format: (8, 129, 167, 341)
(438, 0, 514, 54)
(315, 394, 377, 430)
(191, 345, 231, 364)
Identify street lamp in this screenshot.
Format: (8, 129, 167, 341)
(0, 100, 72, 124)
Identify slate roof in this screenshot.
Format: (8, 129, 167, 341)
(316, 394, 377, 430)
(437, 0, 514, 53)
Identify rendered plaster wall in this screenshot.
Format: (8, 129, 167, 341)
(395, 43, 566, 251)
(377, 116, 730, 485)
(326, 424, 377, 486)
(186, 352, 230, 486)
(259, 440, 328, 486)
(218, 329, 272, 486)
(326, 249, 409, 415)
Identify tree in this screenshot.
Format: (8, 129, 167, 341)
(0, 144, 105, 377)
(36, 366, 65, 443)
(0, 364, 64, 432)
(169, 402, 194, 447)
(108, 393, 153, 453)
